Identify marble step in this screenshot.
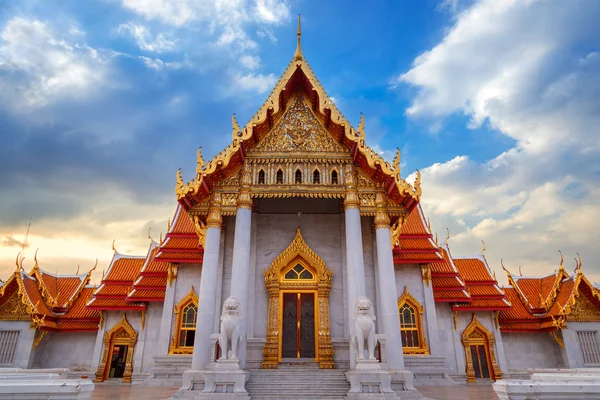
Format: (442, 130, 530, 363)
(247, 367, 349, 399)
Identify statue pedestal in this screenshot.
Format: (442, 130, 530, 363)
(196, 360, 250, 400)
(345, 360, 398, 399)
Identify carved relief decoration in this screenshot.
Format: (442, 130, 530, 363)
(461, 314, 502, 383)
(94, 314, 137, 384)
(262, 228, 334, 369)
(0, 290, 30, 321)
(250, 96, 345, 154)
(568, 291, 600, 322)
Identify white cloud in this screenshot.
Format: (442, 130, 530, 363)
(120, 0, 289, 48)
(117, 22, 176, 52)
(239, 54, 260, 69)
(232, 72, 276, 93)
(0, 18, 108, 109)
(397, 0, 600, 281)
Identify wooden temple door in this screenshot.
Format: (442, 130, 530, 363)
(469, 344, 491, 379)
(281, 293, 315, 359)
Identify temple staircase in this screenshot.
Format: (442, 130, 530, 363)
(247, 359, 350, 399)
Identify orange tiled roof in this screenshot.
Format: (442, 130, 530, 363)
(103, 254, 145, 282)
(155, 205, 204, 263)
(86, 297, 145, 310)
(393, 205, 443, 264)
(127, 289, 166, 301)
(133, 276, 166, 287)
(0, 264, 101, 332)
(430, 245, 470, 302)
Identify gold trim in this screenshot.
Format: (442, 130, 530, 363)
(33, 330, 47, 349)
(206, 192, 223, 229)
(421, 265, 431, 288)
(374, 191, 390, 229)
(169, 287, 198, 355)
(462, 314, 502, 383)
(94, 314, 137, 383)
(262, 228, 334, 369)
(397, 286, 429, 355)
(343, 164, 359, 210)
(549, 331, 565, 349)
(167, 263, 178, 287)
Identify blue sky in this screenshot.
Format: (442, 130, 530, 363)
(0, 0, 599, 284)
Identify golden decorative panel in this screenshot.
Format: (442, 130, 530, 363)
(461, 314, 502, 383)
(250, 96, 345, 154)
(0, 291, 30, 321)
(568, 291, 600, 322)
(262, 228, 334, 369)
(94, 314, 138, 384)
(397, 286, 429, 355)
(169, 287, 199, 355)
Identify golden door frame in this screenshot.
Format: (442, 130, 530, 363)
(262, 228, 334, 369)
(94, 314, 138, 383)
(461, 314, 502, 383)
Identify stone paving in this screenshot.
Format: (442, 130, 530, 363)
(90, 384, 500, 400)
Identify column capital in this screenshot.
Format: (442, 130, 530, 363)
(237, 163, 253, 210)
(374, 191, 390, 230)
(206, 192, 223, 228)
(343, 163, 360, 210)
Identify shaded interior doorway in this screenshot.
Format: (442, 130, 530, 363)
(281, 292, 315, 359)
(108, 344, 128, 379)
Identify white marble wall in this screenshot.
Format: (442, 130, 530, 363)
(37, 331, 96, 371)
(502, 332, 561, 371)
(0, 321, 35, 368)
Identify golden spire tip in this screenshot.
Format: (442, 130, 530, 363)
(294, 14, 303, 61)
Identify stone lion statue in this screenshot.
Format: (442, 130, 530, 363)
(352, 296, 377, 361)
(219, 297, 241, 361)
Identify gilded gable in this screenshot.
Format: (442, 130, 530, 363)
(250, 96, 346, 154)
(0, 291, 30, 321)
(568, 291, 600, 322)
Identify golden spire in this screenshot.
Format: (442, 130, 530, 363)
(231, 114, 241, 140)
(294, 14, 303, 61)
(393, 148, 401, 177)
(33, 248, 39, 271)
(435, 232, 439, 248)
(112, 239, 117, 253)
(445, 228, 450, 246)
(148, 227, 153, 243)
(481, 240, 485, 255)
(357, 113, 365, 138)
(76, 265, 80, 275)
(91, 259, 98, 272)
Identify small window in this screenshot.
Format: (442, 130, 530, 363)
(295, 169, 302, 184)
(178, 303, 198, 348)
(0, 331, 19, 365)
(313, 170, 320, 184)
(276, 169, 284, 184)
(258, 170, 265, 184)
(284, 264, 314, 280)
(331, 170, 338, 185)
(399, 304, 420, 348)
(577, 331, 600, 365)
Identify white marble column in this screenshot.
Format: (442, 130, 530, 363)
(191, 193, 222, 371)
(344, 164, 366, 368)
(421, 266, 441, 356)
(228, 164, 253, 367)
(374, 192, 405, 370)
(156, 265, 178, 356)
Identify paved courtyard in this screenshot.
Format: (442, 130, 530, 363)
(91, 384, 500, 400)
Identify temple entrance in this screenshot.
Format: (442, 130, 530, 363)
(461, 314, 502, 383)
(262, 229, 334, 369)
(94, 314, 138, 383)
(281, 292, 316, 359)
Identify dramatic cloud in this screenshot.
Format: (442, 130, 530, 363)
(0, 18, 109, 109)
(398, 0, 600, 281)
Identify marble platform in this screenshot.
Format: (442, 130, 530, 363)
(493, 368, 600, 400)
(0, 368, 94, 399)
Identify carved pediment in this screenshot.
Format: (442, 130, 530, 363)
(250, 96, 346, 155)
(0, 290, 30, 321)
(568, 292, 600, 322)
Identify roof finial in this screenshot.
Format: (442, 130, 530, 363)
(33, 248, 39, 270)
(519, 265, 523, 276)
(294, 14, 303, 61)
(558, 249, 564, 271)
(76, 265, 80, 275)
(481, 240, 485, 255)
(91, 259, 98, 272)
(112, 239, 117, 253)
(445, 228, 450, 245)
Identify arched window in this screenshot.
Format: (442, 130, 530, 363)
(295, 169, 302, 184)
(283, 263, 314, 280)
(331, 170, 338, 185)
(313, 170, 320, 184)
(397, 286, 429, 354)
(170, 287, 199, 354)
(276, 169, 284, 184)
(258, 170, 265, 184)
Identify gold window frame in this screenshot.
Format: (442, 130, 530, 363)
(397, 286, 429, 355)
(461, 314, 502, 382)
(169, 287, 199, 355)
